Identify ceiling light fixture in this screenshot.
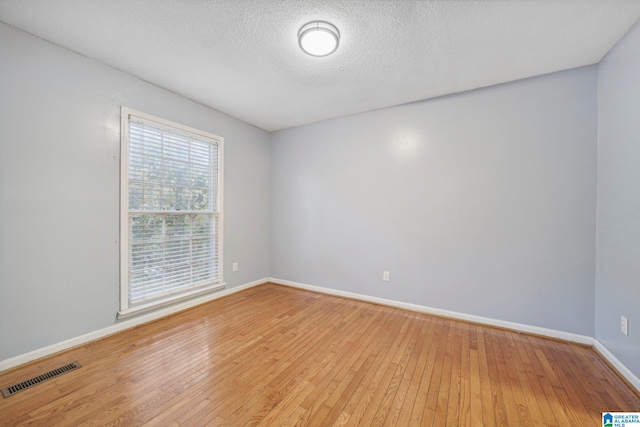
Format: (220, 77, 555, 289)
(298, 21, 340, 57)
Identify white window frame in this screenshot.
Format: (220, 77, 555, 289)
(119, 107, 224, 318)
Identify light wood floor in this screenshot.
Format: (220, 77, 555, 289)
(1, 284, 638, 426)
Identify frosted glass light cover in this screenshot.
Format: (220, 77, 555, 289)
(298, 21, 340, 57)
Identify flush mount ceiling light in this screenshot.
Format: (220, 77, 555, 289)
(298, 21, 340, 57)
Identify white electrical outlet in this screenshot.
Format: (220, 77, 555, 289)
(383, 271, 390, 282)
(232, 262, 238, 272)
(621, 315, 629, 336)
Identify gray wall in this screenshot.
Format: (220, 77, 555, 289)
(0, 22, 270, 360)
(270, 66, 598, 336)
(597, 20, 640, 377)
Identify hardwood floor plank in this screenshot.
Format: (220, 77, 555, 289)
(324, 310, 406, 426)
(505, 334, 545, 426)
(407, 317, 443, 425)
(257, 309, 388, 426)
(1, 283, 638, 427)
(356, 315, 422, 426)
(513, 336, 556, 426)
(317, 312, 400, 425)
(456, 323, 471, 426)
(420, 319, 452, 425)
(497, 330, 534, 427)
(369, 315, 424, 426)
(482, 328, 510, 426)
(210, 303, 369, 425)
(343, 314, 415, 426)
(231, 308, 375, 422)
(445, 332, 463, 426)
(390, 316, 434, 426)
(474, 324, 497, 427)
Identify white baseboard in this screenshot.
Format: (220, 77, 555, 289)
(0, 278, 269, 373)
(269, 277, 594, 346)
(594, 339, 640, 393)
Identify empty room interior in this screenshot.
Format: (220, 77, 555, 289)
(1, 0, 640, 425)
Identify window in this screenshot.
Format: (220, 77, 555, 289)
(119, 107, 224, 318)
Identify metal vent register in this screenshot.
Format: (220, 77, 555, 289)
(1, 361, 82, 398)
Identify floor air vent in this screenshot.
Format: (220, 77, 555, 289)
(1, 361, 82, 398)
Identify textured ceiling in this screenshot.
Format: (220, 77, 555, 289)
(1, 1, 640, 132)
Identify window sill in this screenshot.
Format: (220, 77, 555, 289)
(117, 283, 226, 319)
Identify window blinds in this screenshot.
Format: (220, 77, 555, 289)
(126, 118, 220, 306)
